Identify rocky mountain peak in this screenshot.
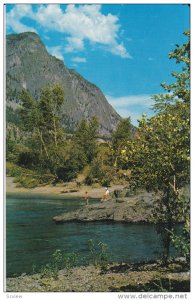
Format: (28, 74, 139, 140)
(6, 32, 122, 135)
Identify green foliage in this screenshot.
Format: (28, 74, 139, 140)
(88, 240, 110, 270)
(39, 242, 110, 279)
(84, 174, 94, 186)
(68, 144, 88, 171)
(90, 158, 105, 179)
(6, 162, 55, 188)
(56, 160, 79, 182)
(18, 84, 66, 174)
(112, 117, 132, 150)
(101, 177, 111, 187)
(63, 252, 79, 271)
(119, 32, 190, 263)
(128, 105, 189, 192)
(17, 150, 40, 169)
(40, 249, 79, 279)
(6, 140, 21, 163)
(153, 31, 190, 111)
(19, 89, 38, 132)
(16, 176, 40, 189)
(171, 222, 190, 264)
(38, 84, 64, 147)
(170, 194, 190, 264)
(6, 161, 26, 177)
(6, 106, 20, 125)
(15, 86, 100, 181)
(97, 143, 112, 166)
(111, 118, 133, 169)
(84, 158, 113, 186)
(7, 85, 108, 186)
(75, 117, 99, 164)
(6, 162, 39, 188)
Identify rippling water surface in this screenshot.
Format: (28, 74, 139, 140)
(6, 194, 176, 277)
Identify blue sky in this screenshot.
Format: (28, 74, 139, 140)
(6, 4, 190, 126)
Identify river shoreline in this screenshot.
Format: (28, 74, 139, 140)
(6, 260, 190, 292)
(6, 176, 126, 199)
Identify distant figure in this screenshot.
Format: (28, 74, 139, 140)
(102, 188, 110, 201)
(84, 191, 89, 205)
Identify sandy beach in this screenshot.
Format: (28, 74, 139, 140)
(6, 176, 126, 199)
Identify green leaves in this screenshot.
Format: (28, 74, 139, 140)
(75, 117, 99, 164)
(119, 32, 190, 263)
(111, 118, 133, 169)
(153, 31, 190, 112)
(18, 84, 66, 173)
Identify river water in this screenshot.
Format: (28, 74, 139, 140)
(6, 194, 177, 277)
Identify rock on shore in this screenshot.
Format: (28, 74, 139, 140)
(6, 261, 190, 292)
(53, 195, 154, 224)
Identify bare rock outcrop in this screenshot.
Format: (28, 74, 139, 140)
(53, 198, 153, 224)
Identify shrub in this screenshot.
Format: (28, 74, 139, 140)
(88, 240, 110, 270)
(90, 158, 105, 179)
(56, 160, 79, 182)
(171, 220, 190, 265)
(101, 177, 111, 187)
(40, 250, 79, 279)
(18, 150, 40, 169)
(6, 162, 26, 177)
(16, 176, 39, 188)
(6, 162, 55, 188)
(84, 175, 94, 185)
(63, 252, 79, 271)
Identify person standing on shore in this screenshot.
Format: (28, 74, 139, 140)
(84, 191, 89, 205)
(101, 187, 110, 201)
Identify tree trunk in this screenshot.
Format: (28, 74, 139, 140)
(162, 187, 173, 265)
(38, 129, 49, 159)
(53, 116, 58, 147)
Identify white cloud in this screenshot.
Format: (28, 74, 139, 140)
(115, 109, 145, 126)
(110, 42, 131, 59)
(34, 4, 64, 31)
(106, 94, 154, 107)
(71, 57, 87, 63)
(106, 94, 155, 126)
(65, 37, 84, 52)
(6, 5, 37, 33)
(47, 46, 64, 61)
(6, 4, 130, 59)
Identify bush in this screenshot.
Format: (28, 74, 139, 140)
(40, 250, 79, 279)
(16, 176, 39, 188)
(39, 242, 110, 278)
(6, 162, 26, 177)
(101, 177, 111, 187)
(6, 162, 55, 188)
(88, 240, 110, 270)
(56, 161, 78, 182)
(18, 150, 40, 169)
(6, 142, 30, 163)
(83, 161, 114, 186)
(84, 175, 94, 185)
(171, 219, 190, 265)
(90, 158, 105, 179)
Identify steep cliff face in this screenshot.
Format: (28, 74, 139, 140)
(6, 32, 121, 135)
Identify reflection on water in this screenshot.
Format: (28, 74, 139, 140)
(6, 195, 176, 277)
